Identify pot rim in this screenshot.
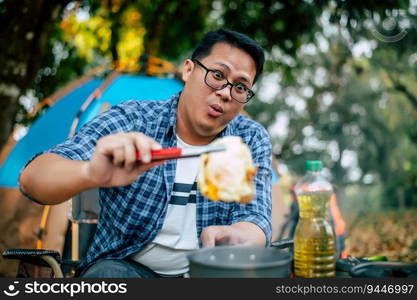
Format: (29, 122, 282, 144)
(187, 245, 293, 270)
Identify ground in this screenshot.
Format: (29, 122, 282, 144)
(345, 209, 417, 262)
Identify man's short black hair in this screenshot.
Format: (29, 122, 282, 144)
(191, 29, 265, 84)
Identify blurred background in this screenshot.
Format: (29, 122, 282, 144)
(0, 0, 416, 277)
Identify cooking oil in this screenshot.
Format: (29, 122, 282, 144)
(293, 161, 336, 278)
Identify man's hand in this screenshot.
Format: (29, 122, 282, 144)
(200, 222, 266, 247)
(85, 132, 165, 187)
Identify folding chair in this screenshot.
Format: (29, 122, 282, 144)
(3, 189, 100, 278)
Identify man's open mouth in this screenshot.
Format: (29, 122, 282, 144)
(209, 104, 224, 113)
(207, 104, 224, 118)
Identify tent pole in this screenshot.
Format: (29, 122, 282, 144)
(71, 222, 79, 261)
(36, 205, 50, 249)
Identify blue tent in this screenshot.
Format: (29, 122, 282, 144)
(0, 74, 183, 188)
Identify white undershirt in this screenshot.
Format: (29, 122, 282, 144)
(130, 136, 204, 275)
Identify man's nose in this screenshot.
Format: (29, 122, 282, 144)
(215, 84, 232, 102)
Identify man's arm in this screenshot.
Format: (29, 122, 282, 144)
(20, 153, 95, 205)
(20, 132, 164, 205)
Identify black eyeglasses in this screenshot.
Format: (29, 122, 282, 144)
(193, 59, 255, 104)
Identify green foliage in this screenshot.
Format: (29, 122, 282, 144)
(134, 0, 212, 60)
(244, 3, 417, 210)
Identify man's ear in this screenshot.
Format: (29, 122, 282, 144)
(182, 59, 194, 82)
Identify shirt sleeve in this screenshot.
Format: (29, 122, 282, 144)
(18, 102, 141, 206)
(47, 101, 137, 161)
(230, 126, 273, 246)
(18, 102, 138, 195)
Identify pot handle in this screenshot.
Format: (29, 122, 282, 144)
(271, 238, 294, 249)
(349, 261, 417, 277)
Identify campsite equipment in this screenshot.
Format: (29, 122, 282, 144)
(187, 237, 417, 278)
(136, 144, 227, 161)
(293, 160, 336, 278)
(187, 240, 293, 278)
(349, 261, 417, 277)
(6, 238, 416, 278)
(336, 255, 417, 278)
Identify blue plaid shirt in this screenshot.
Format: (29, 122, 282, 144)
(45, 93, 272, 274)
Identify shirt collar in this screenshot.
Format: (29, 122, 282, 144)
(217, 121, 234, 137)
(166, 93, 180, 137)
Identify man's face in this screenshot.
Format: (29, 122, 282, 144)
(179, 42, 257, 141)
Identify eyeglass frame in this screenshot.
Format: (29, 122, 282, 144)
(192, 59, 255, 104)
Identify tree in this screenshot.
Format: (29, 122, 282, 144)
(0, 0, 406, 151)
(0, 0, 71, 151)
(243, 2, 417, 209)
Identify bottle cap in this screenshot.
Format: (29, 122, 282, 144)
(305, 160, 323, 171)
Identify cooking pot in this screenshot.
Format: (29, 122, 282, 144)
(187, 239, 293, 278)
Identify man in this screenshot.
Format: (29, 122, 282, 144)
(20, 29, 273, 277)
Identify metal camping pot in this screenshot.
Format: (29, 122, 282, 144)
(187, 240, 293, 278)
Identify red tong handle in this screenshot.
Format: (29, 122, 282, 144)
(136, 147, 182, 161)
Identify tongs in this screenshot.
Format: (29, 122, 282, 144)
(136, 143, 226, 161)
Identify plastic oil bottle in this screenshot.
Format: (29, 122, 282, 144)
(293, 160, 336, 278)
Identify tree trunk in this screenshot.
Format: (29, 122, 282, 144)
(0, 0, 70, 151)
